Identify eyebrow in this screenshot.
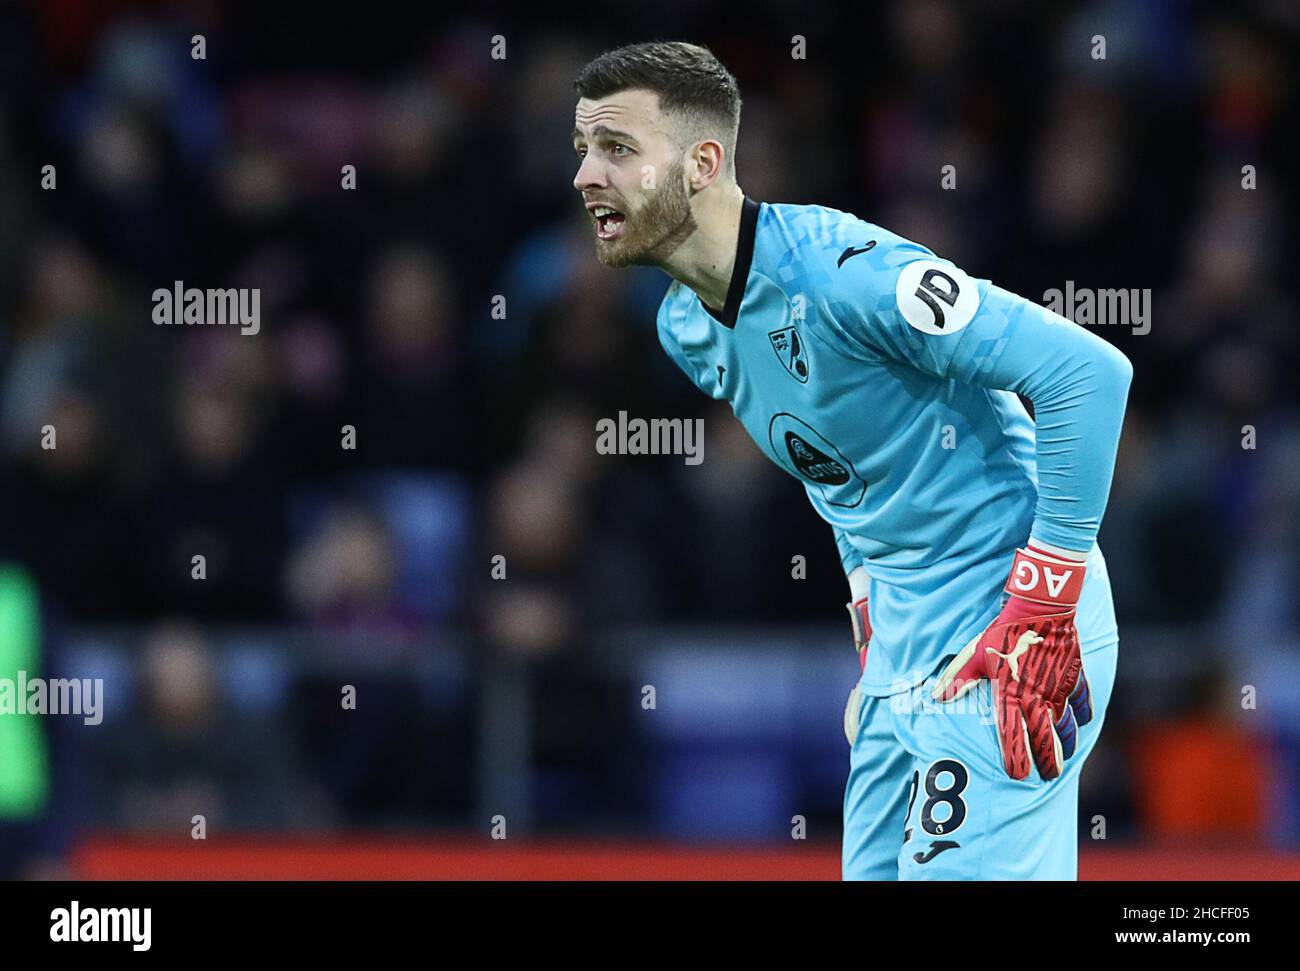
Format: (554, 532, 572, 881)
(571, 125, 637, 143)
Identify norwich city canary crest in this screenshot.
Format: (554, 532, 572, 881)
(769, 326, 809, 383)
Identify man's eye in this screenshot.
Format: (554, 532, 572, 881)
(575, 146, 587, 158)
(612, 144, 631, 157)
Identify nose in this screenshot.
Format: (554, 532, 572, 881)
(573, 152, 607, 193)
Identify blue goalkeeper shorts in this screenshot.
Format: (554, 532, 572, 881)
(841, 636, 1118, 880)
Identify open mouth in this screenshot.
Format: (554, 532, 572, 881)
(592, 206, 627, 241)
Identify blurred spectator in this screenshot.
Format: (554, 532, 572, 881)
(343, 244, 477, 471)
(1129, 663, 1272, 843)
(95, 624, 307, 831)
(285, 501, 418, 643)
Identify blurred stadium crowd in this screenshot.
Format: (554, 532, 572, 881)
(0, 1, 1298, 876)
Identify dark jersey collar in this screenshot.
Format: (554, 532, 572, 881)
(701, 195, 760, 329)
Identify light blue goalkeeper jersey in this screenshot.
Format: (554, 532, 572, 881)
(656, 197, 1132, 695)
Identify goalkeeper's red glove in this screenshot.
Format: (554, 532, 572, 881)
(930, 542, 1094, 781)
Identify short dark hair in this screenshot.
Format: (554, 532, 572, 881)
(574, 41, 742, 173)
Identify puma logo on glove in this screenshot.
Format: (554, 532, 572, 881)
(932, 543, 1093, 781)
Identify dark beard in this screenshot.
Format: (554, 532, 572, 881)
(596, 162, 697, 268)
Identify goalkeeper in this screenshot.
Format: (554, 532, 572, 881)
(571, 42, 1131, 879)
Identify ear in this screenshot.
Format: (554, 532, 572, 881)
(687, 138, 727, 191)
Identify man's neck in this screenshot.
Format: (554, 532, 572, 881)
(659, 183, 746, 313)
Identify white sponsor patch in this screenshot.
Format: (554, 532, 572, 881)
(895, 260, 979, 335)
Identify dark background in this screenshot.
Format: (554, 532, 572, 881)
(0, 0, 1297, 877)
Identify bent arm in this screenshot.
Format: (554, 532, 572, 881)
(948, 284, 1133, 553)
